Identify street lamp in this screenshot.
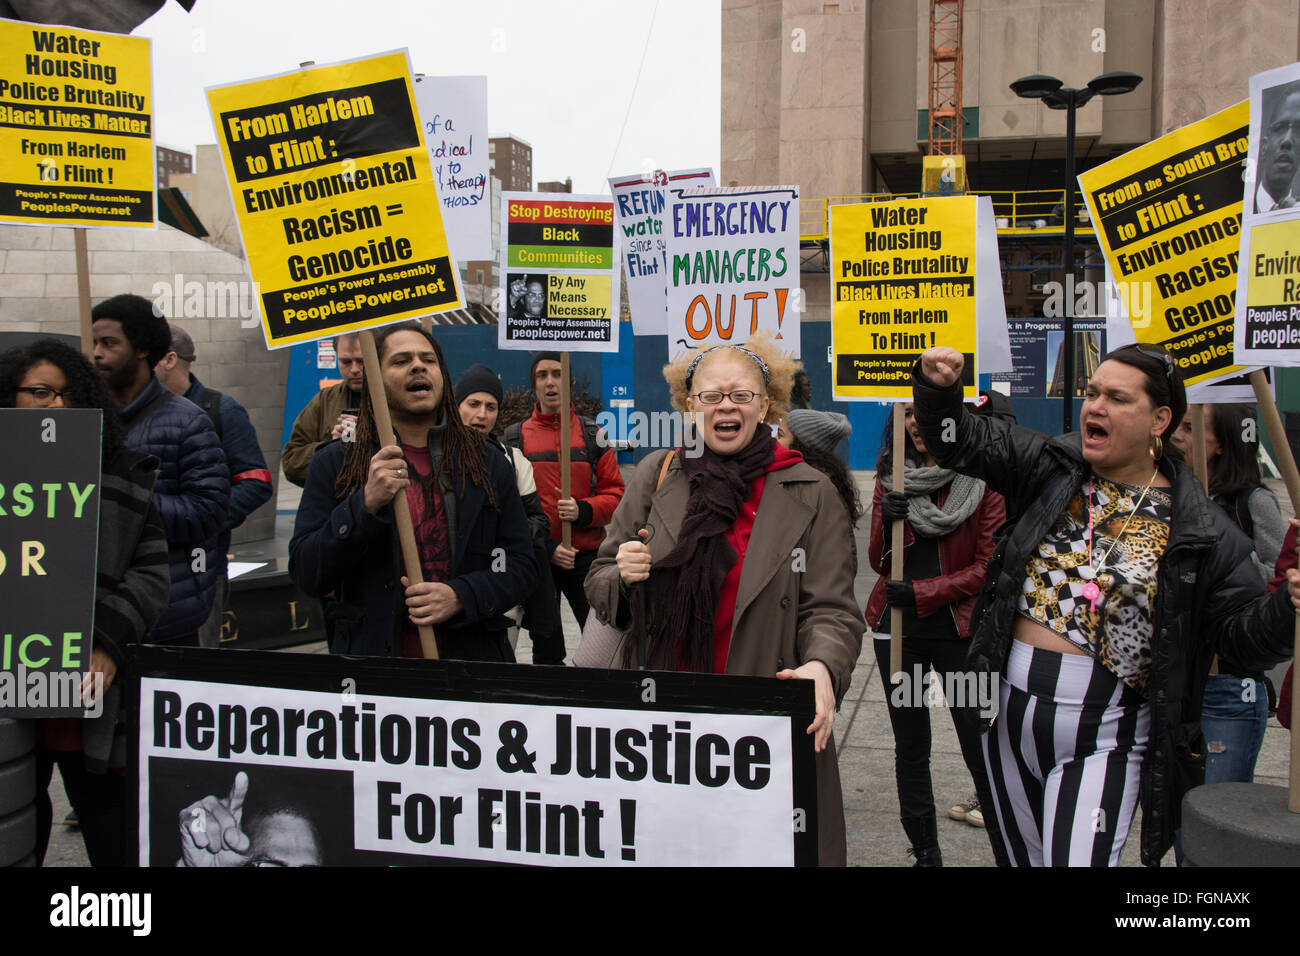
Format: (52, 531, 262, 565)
(1012, 71, 1143, 433)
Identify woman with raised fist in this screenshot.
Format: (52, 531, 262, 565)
(912, 343, 1300, 866)
(865, 403, 1006, 866)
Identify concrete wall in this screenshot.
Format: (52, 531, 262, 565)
(0, 222, 286, 544)
(778, 0, 871, 201)
(869, 0, 919, 158)
(722, 0, 785, 185)
(1153, 0, 1300, 135)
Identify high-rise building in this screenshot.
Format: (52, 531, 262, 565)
(489, 135, 533, 191)
(468, 136, 535, 311)
(722, 0, 1300, 321)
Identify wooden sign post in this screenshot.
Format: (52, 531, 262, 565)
(1189, 403, 1209, 490)
(1249, 370, 1300, 812)
(359, 330, 438, 660)
(560, 351, 573, 549)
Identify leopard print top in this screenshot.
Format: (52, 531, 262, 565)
(1016, 474, 1172, 698)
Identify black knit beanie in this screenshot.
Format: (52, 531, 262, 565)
(454, 363, 503, 405)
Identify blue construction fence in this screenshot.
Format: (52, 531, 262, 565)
(282, 324, 1294, 472)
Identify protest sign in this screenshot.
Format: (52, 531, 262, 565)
(0, 409, 101, 718)
(207, 50, 462, 350)
(609, 167, 715, 335)
(131, 647, 817, 866)
(976, 195, 1012, 375)
(497, 192, 620, 352)
(830, 196, 979, 401)
(1104, 267, 1271, 403)
(1078, 102, 1250, 386)
(663, 184, 801, 359)
(1234, 62, 1300, 367)
(0, 18, 154, 228)
(413, 75, 489, 261)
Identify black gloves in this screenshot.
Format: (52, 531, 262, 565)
(885, 579, 916, 607)
(881, 491, 910, 522)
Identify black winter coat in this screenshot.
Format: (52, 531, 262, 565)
(120, 376, 230, 641)
(913, 364, 1295, 866)
(289, 432, 538, 660)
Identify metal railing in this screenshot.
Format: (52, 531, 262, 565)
(800, 189, 1095, 241)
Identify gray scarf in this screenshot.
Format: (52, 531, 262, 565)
(879, 464, 985, 537)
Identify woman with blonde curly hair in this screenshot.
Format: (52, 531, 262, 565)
(584, 335, 865, 865)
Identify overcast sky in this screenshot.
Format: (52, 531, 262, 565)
(136, 0, 721, 193)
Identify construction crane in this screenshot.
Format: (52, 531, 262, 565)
(923, 0, 966, 195)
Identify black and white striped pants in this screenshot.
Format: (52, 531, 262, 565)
(983, 640, 1151, 866)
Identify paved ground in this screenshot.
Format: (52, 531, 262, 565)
(43, 474, 1296, 867)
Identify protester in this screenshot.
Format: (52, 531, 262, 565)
(281, 332, 365, 487)
(778, 408, 860, 529)
(505, 351, 624, 641)
(864, 403, 1007, 866)
(790, 370, 812, 409)
(156, 325, 273, 648)
(289, 322, 536, 661)
(1, 339, 170, 867)
(455, 363, 557, 661)
(92, 294, 230, 646)
(1170, 403, 1282, 791)
(584, 336, 864, 866)
(913, 342, 1300, 866)
(1271, 519, 1299, 733)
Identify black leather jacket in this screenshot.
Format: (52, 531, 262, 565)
(913, 364, 1294, 866)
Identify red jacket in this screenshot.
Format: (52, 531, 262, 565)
(517, 405, 625, 554)
(865, 478, 1006, 637)
(1269, 525, 1296, 728)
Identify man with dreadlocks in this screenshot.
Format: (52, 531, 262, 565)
(289, 322, 537, 661)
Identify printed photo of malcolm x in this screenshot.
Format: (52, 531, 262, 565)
(1255, 79, 1300, 214)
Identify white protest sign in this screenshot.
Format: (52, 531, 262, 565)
(609, 167, 715, 335)
(413, 75, 490, 261)
(1107, 263, 1268, 402)
(976, 195, 1012, 375)
(664, 184, 801, 359)
(139, 675, 803, 867)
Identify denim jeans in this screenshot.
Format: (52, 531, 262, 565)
(1202, 674, 1269, 784)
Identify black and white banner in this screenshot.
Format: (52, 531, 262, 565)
(130, 647, 818, 866)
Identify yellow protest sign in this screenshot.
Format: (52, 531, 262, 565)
(208, 51, 461, 349)
(0, 18, 154, 228)
(1078, 102, 1250, 386)
(830, 196, 978, 400)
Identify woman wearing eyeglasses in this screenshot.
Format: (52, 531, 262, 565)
(912, 342, 1300, 866)
(1, 339, 170, 866)
(585, 335, 864, 866)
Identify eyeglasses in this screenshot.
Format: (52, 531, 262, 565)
(15, 385, 65, 406)
(694, 390, 758, 405)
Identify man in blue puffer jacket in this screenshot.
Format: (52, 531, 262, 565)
(92, 293, 230, 645)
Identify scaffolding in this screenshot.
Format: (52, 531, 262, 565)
(927, 0, 964, 157)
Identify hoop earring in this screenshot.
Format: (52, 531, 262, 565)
(1150, 434, 1163, 462)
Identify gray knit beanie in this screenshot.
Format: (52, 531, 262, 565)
(786, 409, 851, 455)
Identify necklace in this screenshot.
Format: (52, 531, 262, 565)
(1081, 468, 1159, 612)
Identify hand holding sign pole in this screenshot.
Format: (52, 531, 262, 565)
(560, 352, 572, 550)
(359, 330, 438, 659)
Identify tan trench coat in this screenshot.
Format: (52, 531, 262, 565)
(584, 448, 865, 866)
